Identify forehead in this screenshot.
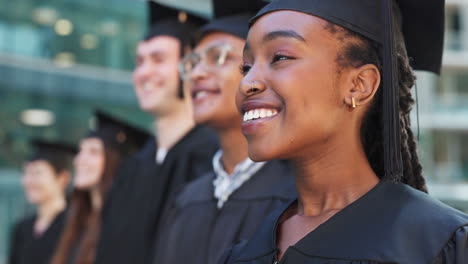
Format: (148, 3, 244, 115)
(137, 35, 181, 56)
(247, 10, 330, 44)
(25, 160, 54, 170)
(80, 137, 104, 148)
(195, 32, 245, 52)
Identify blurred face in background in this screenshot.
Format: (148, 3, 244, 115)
(133, 35, 183, 116)
(74, 138, 105, 190)
(22, 160, 69, 205)
(185, 32, 245, 129)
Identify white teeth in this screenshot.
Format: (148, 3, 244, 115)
(143, 83, 153, 91)
(243, 108, 278, 122)
(248, 111, 254, 120)
(195, 91, 208, 99)
(254, 110, 260, 119)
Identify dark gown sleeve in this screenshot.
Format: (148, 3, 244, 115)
(433, 225, 468, 264)
(8, 221, 24, 264)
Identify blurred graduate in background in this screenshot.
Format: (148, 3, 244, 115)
(152, 1, 296, 263)
(94, 2, 218, 264)
(50, 111, 149, 264)
(8, 140, 75, 264)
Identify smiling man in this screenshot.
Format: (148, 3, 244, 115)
(94, 3, 218, 264)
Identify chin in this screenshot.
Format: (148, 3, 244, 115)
(247, 144, 278, 162)
(26, 193, 44, 204)
(140, 102, 160, 114)
(193, 109, 217, 126)
(244, 131, 284, 161)
(74, 178, 90, 190)
(193, 113, 209, 126)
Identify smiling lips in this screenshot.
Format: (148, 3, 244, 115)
(191, 86, 219, 101)
(143, 83, 153, 91)
(141, 79, 165, 92)
(243, 108, 278, 122)
(194, 90, 210, 100)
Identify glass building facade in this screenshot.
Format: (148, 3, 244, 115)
(417, 0, 468, 211)
(0, 1, 150, 261)
(0, 1, 213, 261)
(0, 0, 467, 263)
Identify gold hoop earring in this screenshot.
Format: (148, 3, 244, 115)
(351, 97, 356, 108)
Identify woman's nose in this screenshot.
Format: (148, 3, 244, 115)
(239, 78, 266, 97)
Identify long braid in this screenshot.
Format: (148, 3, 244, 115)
(406, 121, 426, 191)
(325, 21, 427, 192)
(396, 47, 428, 192)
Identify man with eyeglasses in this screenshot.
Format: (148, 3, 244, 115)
(151, 2, 296, 264)
(94, 3, 218, 264)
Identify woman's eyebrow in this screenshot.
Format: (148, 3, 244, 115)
(262, 30, 306, 43)
(242, 30, 306, 54)
(243, 30, 306, 55)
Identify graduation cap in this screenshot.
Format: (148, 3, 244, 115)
(146, 1, 207, 46)
(86, 111, 151, 156)
(194, 0, 267, 43)
(250, 0, 445, 182)
(29, 139, 76, 173)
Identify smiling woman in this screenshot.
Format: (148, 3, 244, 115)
(222, 0, 468, 263)
(50, 111, 149, 264)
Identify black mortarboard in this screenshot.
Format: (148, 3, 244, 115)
(250, 0, 445, 182)
(146, 1, 207, 47)
(86, 111, 151, 156)
(29, 139, 76, 173)
(194, 0, 267, 43)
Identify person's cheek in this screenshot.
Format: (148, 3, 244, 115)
(36, 174, 48, 192)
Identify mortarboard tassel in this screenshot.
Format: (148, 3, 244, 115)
(382, 0, 403, 183)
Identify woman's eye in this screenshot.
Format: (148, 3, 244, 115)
(135, 57, 143, 67)
(240, 64, 251, 75)
(272, 54, 294, 63)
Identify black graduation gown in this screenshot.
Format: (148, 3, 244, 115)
(222, 182, 468, 264)
(8, 211, 66, 264)
(95, 125, 218, 264)
(152, 159, 296, 264)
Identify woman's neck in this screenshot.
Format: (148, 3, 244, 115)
(89, 187, 103, 211)
(155, 102, 195, 150)
(217, 125, 249, 175)
(291, 133, 379, 216)
(35, 196, 66, 235)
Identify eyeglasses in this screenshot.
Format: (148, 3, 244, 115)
(179, 44, 233, 80)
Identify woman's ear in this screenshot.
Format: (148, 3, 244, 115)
(344, 64, 380, 108)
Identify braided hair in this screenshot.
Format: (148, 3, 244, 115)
(324, 21, 428, 193)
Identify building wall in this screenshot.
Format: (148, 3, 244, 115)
(421, 0, 468, 210)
